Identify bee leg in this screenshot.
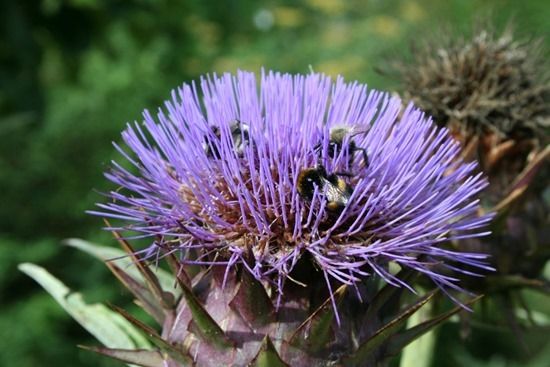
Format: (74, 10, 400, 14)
(313, 141, 322, 154)
(356, 147, 369, 168)
(313, 141, 325, 165)
(332, 171, 353, 178)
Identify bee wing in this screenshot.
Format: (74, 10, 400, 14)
(349, 126, 371, 137)
(322, 178, 349, 206)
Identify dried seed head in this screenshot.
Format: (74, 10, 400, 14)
(388, 24, 550, 286)
(392, 25, 549, 140)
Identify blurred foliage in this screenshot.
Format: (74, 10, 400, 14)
(0, 0, 548, 366)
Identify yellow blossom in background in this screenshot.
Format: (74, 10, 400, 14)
(400, 1, 426, 22)
(321, 22, 351, 47)
(213, 56, 266, 74)
(306, 0, 347, 14)
(316, 55, 364, 78)
(186, 16, 221, 46)
(370, 15, 400, 38)
(273, 6, 305, 28)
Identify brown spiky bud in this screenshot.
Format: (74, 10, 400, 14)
(389, 24, 550, 289)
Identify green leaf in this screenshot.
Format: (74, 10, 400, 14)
(108, 229, 176, 310)
(79, 346, 165, 367)
(250, 336, 289, 367)
(343, 290, 438, 366)
(397, 295, 436, 367)
(106, 261, 166, 325)
(109, 304, 193, 365)
(363, 269, 416, 325)
(290, 285, 347, 354)
(172, 268, 233, 349)
(485, 274, 550, 293)
(229, 270, 274, 329)
(303, 301, 335, 354)
(18, 263, 150, 350)
(389, 296, 482, 360)
(64, 238, 181, 298)
(74, 235, 232, 349)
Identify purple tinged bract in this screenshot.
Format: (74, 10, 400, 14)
(91, 70, 493, 307)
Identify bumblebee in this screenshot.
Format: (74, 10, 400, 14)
(297, 166, 353, 211)
(203, 120, 250, 158)
(315, 126, 369, 168)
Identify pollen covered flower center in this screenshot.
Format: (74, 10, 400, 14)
(174, 131, 376, 254)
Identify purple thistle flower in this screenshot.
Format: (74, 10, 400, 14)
(91, 70, 493, 310)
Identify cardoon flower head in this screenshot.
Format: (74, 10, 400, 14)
(93, 70, 493, 309)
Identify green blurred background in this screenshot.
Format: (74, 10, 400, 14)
(1, 1, 548, 366)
